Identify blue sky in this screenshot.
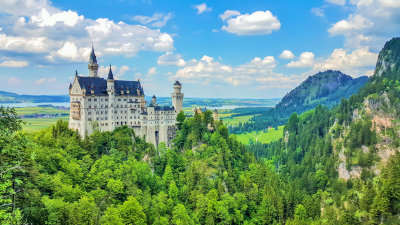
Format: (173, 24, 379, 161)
(0, 0, 399, 98)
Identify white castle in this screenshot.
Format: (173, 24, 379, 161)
(68, 46, 184, 147)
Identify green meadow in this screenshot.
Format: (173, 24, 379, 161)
(21, 116, 69, 132)
(15, 107, 69, 115)
(235, 126, 284, 145)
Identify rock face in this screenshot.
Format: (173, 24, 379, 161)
(335, 37, 400, 181)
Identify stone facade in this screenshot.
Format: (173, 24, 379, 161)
(68, 47, 183, 147)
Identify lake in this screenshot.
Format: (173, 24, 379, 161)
(0, 102, 70, 108)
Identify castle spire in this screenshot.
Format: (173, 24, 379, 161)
(107, 64, 114, 80)
(88, 44, 99, 77)
(89, 43, 97, 63)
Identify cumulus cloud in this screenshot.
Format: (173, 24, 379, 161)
(279, 50, 295, 59)
(313, 47, 378, 76)
(7, 76, 23, 85)
(311, 8, 325, 17)
(192, 3, 212, 14)
(147, 67, 157, 76)
(34, 77, 56, 85)
(220, 10, 281, 35)
(157, 52, 186, 66)
(98, 65, 130, 80)
(219, 10, 241, 21)
(326, 0, 346, 5)
(132, 12, 173, 28)
(287, 52, 315, 68)
(0, 60, 29, 67)
(328, 0, 400, 49)
(0, 0, 175, 65)
(171, 54, 305, 88)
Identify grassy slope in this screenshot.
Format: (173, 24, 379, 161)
(235, 126, 284, 145)
(21, 116, 69, 132)
(15, 107, 69, 115)
(222, 115, 255, 126)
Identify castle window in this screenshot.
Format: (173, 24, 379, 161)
(89, 105, 91, 108)
(118, 99, 121, 101)
(88, 118, 92, 121)
(124, 99, 127, 101)
(105, 99, 108, 101)
(88, 112, 91, 115)
(88, 98, 91, 101)
(94, 98, 97, 101)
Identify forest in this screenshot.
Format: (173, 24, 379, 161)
(1, 38, 400, 224)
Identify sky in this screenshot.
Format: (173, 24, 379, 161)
(0, 0, 399, 98)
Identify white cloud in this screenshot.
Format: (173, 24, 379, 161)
(192, 3, 212, 14)
(311, 8, 325, 17)
(221, 10, 281, 36)
(329, 14, 373, 36)
(0, 33, 49, 53)
(313, 47, 378, 76)
(328, 0, 400, 49)
(86, 18, 174, 56)
(287, 52, 315, 68)
(29, 8, 84, 27)
(0, 0, 175, 64)
(34, 77, 56, 85)
(147, 67, 157, 76)
(379, 0, 400, 7)
(0, 60, 29, 67)
(171, 54, 304, 89)
(98, 65, 130, 79)
(7, 76, 23, 85)
(219, 10, 241, 21)
(132, 12, 173, 28)
(326, 0, 346, 5)
(279, 50, 295, 59)
(157, 52, 186, 66)
(46, 41, 90, 62)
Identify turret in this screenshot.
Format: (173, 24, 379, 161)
(171, 80, 184, 113)
(213, 109, 218, 121)
(106, 65, 115, 130)
(88, 44, 99, 77)
(151, 95, 157, 106)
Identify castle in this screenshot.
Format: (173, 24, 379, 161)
(68, 46, 183, 147)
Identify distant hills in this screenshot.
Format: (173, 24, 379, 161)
(230, 70, 369, 133)
(275, 70, 368, 117)
(0, 90, 281, 108)
(0, 91, 69, 103)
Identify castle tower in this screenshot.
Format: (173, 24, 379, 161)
(106, 65, 115, 130)
(171, 80, 184, 113)
(213, 109, 218, 121)
(151, 95, 157, 106)
(88, 45, 99, 77)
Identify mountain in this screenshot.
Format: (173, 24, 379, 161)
(0, 91, 69, 103)
(247, 37, 400, 223)
(231, 70, 368, 133)
(1, 38, 400, 224)
(275, 70, 368, 116)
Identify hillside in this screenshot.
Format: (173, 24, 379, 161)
(0, 90, 69, 103)
(248, 37, 400, 224)
(1, 38, 399, 224)
(230, 70, 368, 133)
(275, 70, 368, 116)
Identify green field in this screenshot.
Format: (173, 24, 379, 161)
(235, 126, 284, 145)
(21, 116, 69, 132)
(15, 107, 69, 115)
(222, 115, 255, 126)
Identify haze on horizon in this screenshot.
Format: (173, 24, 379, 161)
(0, 0, 399, 98)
